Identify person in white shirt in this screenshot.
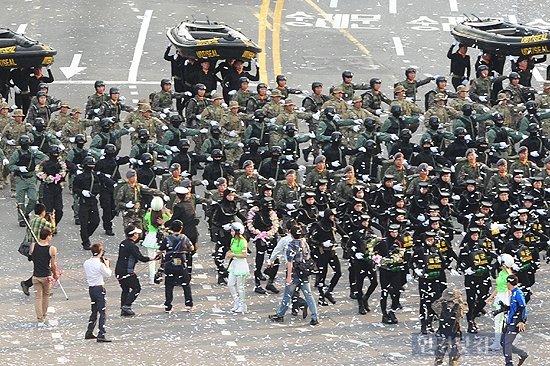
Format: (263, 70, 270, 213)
(83, 243, 112, 342)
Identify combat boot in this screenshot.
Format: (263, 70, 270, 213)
(302, 147, 312, 162)
(265, 280, 280, 294)
(324, 291, 336, 304)
(389, 311, 398, 324)
(358, 305, 366, 315)
(421, 321, 428, 335)
(382, 313, 392, 324)
(467, 321, 478, 334)
(362, 296, 371, 312)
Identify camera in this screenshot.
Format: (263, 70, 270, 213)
(491, 300, 510, 316)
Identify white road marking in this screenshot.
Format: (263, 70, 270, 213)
(216, 319, 226, 324)
(202, 284, 212, 290)
(59, 54, 87, 79)
(128, 10, 153, 83)
(16, 24, 27, 34)
(329, 0, 338, 8)
(389, 0, 397, 14)
(347, 339, 370, 346)
(206, 296, 217, 301)
(196, 273, 207, 279)
(449, 0, 458, 12)
(393, 37, 404, 56)
(194, 263, 204, 269)
(508, 15, 518, 24)
(533, 67, 544, 82)
(130, 91, 139, 95)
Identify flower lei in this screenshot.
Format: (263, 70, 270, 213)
(36, 159, 67, 184)
(380, 247, 406, 268)
(247, 206, 279, 242)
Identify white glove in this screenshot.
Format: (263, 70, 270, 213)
(461, 79, 468, 86)
(417, 214, 426, 222)
(209, 120, 219, 126)
(164, 150, 173, 156)
(222, 223, 232, 231)
(450, 269, 460, 277)
(452, 194, 460, 200)
(405, 97, 414, 103)
(479, 96, 487, 102)
(333, 114, 341, 122)
(82, 190, 91, 198)
(530, 151, 540, 158)
(353, 119, 363, 125)
(30, 146, 38, 152)
(418, 115, 425, 123)
(536, 208, 547, 216)
(93, 117, 100, 122)
(269, 117, 277, 124)
(483, 107, 490, 112)
(19, 166, 28, 173)
(161, 108, 170, 114)
(104, 174, 111, 178)
(221, 102, 228, 108)
(229, 130, 237, 138)
(184, 60, 190, 66)
(286, 155, 294, 161)
(450, 165, 456, 173)
(128, 127, 136, 133)
(279, 99, 286, 105)
(393, 183, 403, 192)
(6, 139, 15, 146)
(286, 203, 296, 210)
(298, 107, 306, 112)
(464, 134, 471, 142)
(390, 134, 399, 141)
(322, 240, 333, 248)
(375, 109, 382, 116)
(228, 90, 237, 96)
(206, 156, 213, 162)
(181, 170, 190, 177)
(406, 274, 413, 282)
(308, 132, 316, 139)
(184, 91, 192, 96)
(14, 86, 21, 94)
(414, 268, 424, 277)
(331, 161, 341, 168)
(201, 179, 209, 186)
(68, 137, 75, 143)
(430, 146, 438, 153)
(170, 146, 179, 152)
(243, 192, 253, 199)
(126, 201, 135, 208)
(237, 142, 244, 148)
(195, 194, 200, 199)
(452, 40, 458, 46)
(298, 165, 306, 171)
(2, 158, 9, 166)
(129, 158, 137, 165)
(93, 108, 100, 114)
(312, 111, 321, 120)
(361, 174, 370, 182)
(209, 90, 216, 96)
(497, 224, 507, 231)
(119, 96, 126, 102)
(163, 195, 170, 202)
(508, 55, 515, 61)
(160, 124, 168, 131)
(195, 115, 202, 121)
(499, 142, 508, 149)
(58, 143, 65, 151)
(355, 253, 365, 260)
(346, 100, 353, 106)
(301, 90, 309, 95)
(358, 146, 366, 153)
(464, 267, 475, 276)
(161, 114, 168, 120)
(511, 264, 521, 272)
(55, 131, 62, 138)
(200, 128, 208, 134)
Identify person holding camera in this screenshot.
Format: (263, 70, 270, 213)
(158, 220, 194, 313)
(501, 274, 529, 366)
(83, 243, 112, 342)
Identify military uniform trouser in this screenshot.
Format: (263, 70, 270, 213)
(42, 183, 63, 224)
(464, 274, 490, 321)
(435, 334, 461, 365)
(314, 249, 342, 293)
(122, 212, 144, 232)
(419, 278, 442, 323)
(79, 200, 100, 246)
(353, 259, 378, 306)
(225, 147, 243, 169)
(99, 191, 116, 231)
(214, 229, 231, 278)
(16, 176, 37, 223)
(253, 238, 278, 287)
(380, 267, 402, 314)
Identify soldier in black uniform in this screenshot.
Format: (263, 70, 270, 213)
(65, 134, 90, 225)
(456, 180, 482, 227)
(202, 149, 234, 190)
(171, 138, 206, 178)
(295, 191, 319, 233)
(520, 123, 550, 167)
(163, 44, 186, 114)
(245, 83, 270, 113)
(259, 146, 286, 181)
(30, 118, 61, 154)
(136, 153, 167, 209)
(443, 127, 470, 165)
(221, 59, 259, 103)
(503, 225, 536, 303)
(322, 132, 356, 172)
(447, 41, 471, 90)
(353, 139, 384, 183)
(37, 145, 66, 225)
(388, 129, 418, 161)
(189, 60, 218, 97)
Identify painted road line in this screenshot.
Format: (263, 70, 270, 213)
(389, 0, 397, 14)
(393, 37, 404, 56)
(258, 0, 270, 84)
(533, 67, 544, 82)
(508, 15, 518, 24)
(128, 10, 153, 83)
(16, 24, 27, 34)
(272, 0, 285, 78)
(449, 0, 458, 12)
(329, 0, 338, 8)
(59, 54, 86, 79)
(253, 13, 273, 31)
(304, 0, 372, 57)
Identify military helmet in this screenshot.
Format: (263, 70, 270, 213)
(461, 103, 473, 113)
(170, 115, 182, 124)
(248, 137, 260, 145)
(421, 136, 433, 145)
(141, 153, 153, 164)
(138, 129, 149, 139)
(36, 91, 47, 97)
(324, 106, 336, 117)
(330, 131, 342, 142)
(254, 109, 265, 120)
(94, 80, 105, 88)
(38, 82, 48, 90)
(369, 78, 381, 88)
(509, 72, 520, 80)
(195, 83, 207, 91)
(390, 104, 402, 115)
(75, 134, 86, 144)
(364, 117, 376, 128)
(211, 149, 223, 158)
(210, 124, 221, 132)
(270, 145, 282, 154)
(101, 118, 114, 127)
(492, 112, 504, 122)
(19, 135, 30, 145)
(342, 70, 353, 78)
(311, 81, 323, 90)
(83, 155, 96, 166)
(365, 139, 376, 149)
(400, 128, 412, 138)
(405, 67, 416, 76)
(161, 78, 171, 87)
(455, 127, 467, 136)
(528, 123, 539, 132)
(526, 100, 537, 112)
(257, 83, 268, 92)
(178, 138, 190, 149)
(476, 137, 489, 146)
(49, 144, 61, 155)
(435, 76, 447, 84)
(238, 76, 249, 84)
(104, 143, 117, 154)
(34, 118, 45, 127)
(109, 87, 120, 95)
(428, 116, 440, 126)
(284, 123, 297, 132)
(276, 74, 286, 81)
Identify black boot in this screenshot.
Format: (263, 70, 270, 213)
(302, 147, 312, 162)
(266, 280, 280, 294)
(389, 311, 398, 324)
(358, 305, 366, 315)
(324, 291, 336, 304)
(362, 296, 371, 312)
(467, 320, 478, 334)
(382, 313, 392, 324)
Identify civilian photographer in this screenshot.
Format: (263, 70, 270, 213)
(83, 243, 112, 342)
(501, 274, 529, 366)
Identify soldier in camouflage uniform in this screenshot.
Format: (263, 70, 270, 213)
(200, 125, 242, 160)
(449, 85, 488, 114)
(123, 98, 149, 128)
(160, 163, 186, 210)
(304, 155, 332, 188)
(201, 93, 225, 124)
(0, 103, 10, 131)
(278, 123, 312, 163)
(383, 152, 413, 191)
(334, 165, 357, 209)
(234, 160, 266, 199)
(457, 148, 489, 188)
(115, 169, 166, 230)
(151, 78, 184, 112)
(469, 65, 506, 106)
(125, 104, 165, 144)
(230, 77, 252, 113)
(244, 109, 282, 153)
(272, 99, 312, 147)
(219, 101, 245, 167)
(342, 96, 378, 147)
(487, 113, 522, 161)
(96, 87, 134, 130)
(61, 107, 94, 150)
(2, 109, 30, 194)
(321, 87, 348, 115)
(27, 91, 59, 123)
(48, 101, 71, 135)
(486, 159, 511, 194)
(535, 81, 550, 136)
(490, 93, 515, 128)
(337, 70, 369, 101)
(361, 78, 392, 116)
(272, 74, 305, 100)
(509, 146, 539, 178)
(275, 169, 303, 222)
(245, 83, 271, 113)
(262, 89, 284, 119)
(395, 67, 434, 102)
(316, 107, 361, 150)
(85, 80, 108, 120)
(424, 93, 461, 130)
(390, 85, 424, 133)
(29, 83, 59, 108)
(185, 84, 209, 149)
(302, 82, 330, 161)
(424, 76, 458, 111)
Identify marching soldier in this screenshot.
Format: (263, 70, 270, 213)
(29, 118, 63, 154)
(61, 107, 94, 150)
(201, 93, 226, 125)
(272, 74, 305, 99)
(151, 78, 184, 112)
(447, 42, 471, 90)
(362, 78, 392, 116)
(89, 118, 132, 156)
(338, 70, 368, 101)
(48, 101, 71, 135)
(85, 80, 108, 120)
(302, 82, 330, 161)
(125, 104, 165, 144)
(321, 87, 348, 115)
(2, 109, 30, 195)
(27, 91, 59, 123)
(96, 87, 134, 126)
(395, 67, 434, 102)
(272, 99, 312, 146)
(424, 76, 457, 110)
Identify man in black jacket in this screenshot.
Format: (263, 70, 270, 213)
(115, 225, 154, 316)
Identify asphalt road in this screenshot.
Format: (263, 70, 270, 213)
(1, 1, 550, 365)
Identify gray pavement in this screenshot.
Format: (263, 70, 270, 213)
(1, 1, 550, 365)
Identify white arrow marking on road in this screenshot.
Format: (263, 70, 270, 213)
(59, 54, 86, 79)
(393, 37, 404, 56)
(129, 10, 153, 83)
(389, 0, 397, 14)
(329, 0, 338, 7)
(449, 0, 458, 12)
(16, 24, 27, 34)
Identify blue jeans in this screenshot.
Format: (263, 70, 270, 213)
(86, 286, 107, 337)
(277, 273, 317, 321)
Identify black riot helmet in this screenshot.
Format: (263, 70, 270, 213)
(141, 152, 153, 165)
(364, 117, 376, 130)
(528, 123, 539, 133)
(526, 101, 537, 114)
(161, 78, 171, 88)
(19, 135, 30, 149)
(248, 137, 260, 148)
(178, 138, 190, 151)
(254, 109, 265, 122)
(435, 76, 447, 85)
(342, 70, 353, 79)
(492, 112, 504, 122)
(210, 124, 221, 137)
(369, 78, 381, 88)
(311, 81, 323, 91)
(104, 143, 117, 155)
(34, 118, 45, 131)
(462, 103, 473, 116)
(421, 136, 433, 146)
(75, 134, 86, 146)
(94, 80, 105, 89)
(36, 91, 47, 98)
(476, 137, 489, 151)
(285, 123, 297, 132)
(270, 145, 282, 157)
(324, 106, 336, 120)
(509, 72, 520, 81)
(276, 74, 286, 82)
(101, 118, 114, 131)
(257, 83, 268, 93)
(49, 144, 61, 157)
(138, 129, 149, 142)
(109, 87, 120, 96)
(38, 82, 48, 90)
(454, 126, 467, 137)
(400, 128, 412, 139)
(170, 115, 182, 128)
(478, 64, 489, 72)
(83, 155, 96, 167)
(390, 104, 401, 117)
(405, 67, 416, 76)
(365, 139, 376, 149)
(211, 148, 223, 159)
(330, 131, 342, 143)
(429, 116, 440, 129)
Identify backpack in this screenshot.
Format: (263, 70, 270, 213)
(438, 301, 461, 335)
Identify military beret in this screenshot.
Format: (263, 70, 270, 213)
(126, 169, 137, 178)
(169, 163, 181, 172)
(286, 169, 296, 176)
(545, 156, 550, 164)
(496, 159, 507, 166)
(518, 146, 528, 154)
(242, 160, 254, 169)
(215, 177, 227, 186)
(314, 155, 326, 164)
(343, 165, 354, 173)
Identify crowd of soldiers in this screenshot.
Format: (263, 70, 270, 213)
(1, 42, 549, 347)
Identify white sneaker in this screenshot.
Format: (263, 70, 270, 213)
(488, 341, 501, 351)
(230, 301, 239, 312)
(234, 303, 246, 314)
